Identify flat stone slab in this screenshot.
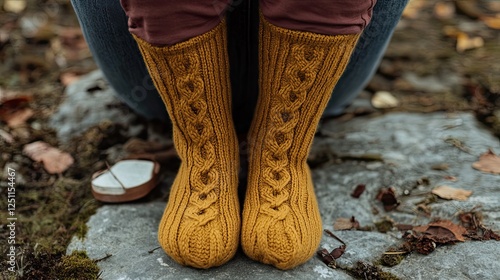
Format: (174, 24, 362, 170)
(68, 112, 500, 279)
(49, 70, 143, 142)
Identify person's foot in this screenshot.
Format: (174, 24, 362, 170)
(241, 16, 361, 270)
(133, 20, 240, 269)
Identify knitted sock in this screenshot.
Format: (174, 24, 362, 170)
(241, 17, 360, 270)
(133, 21, 240, 269)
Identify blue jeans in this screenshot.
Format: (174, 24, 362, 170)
(71, 0, 408, 133)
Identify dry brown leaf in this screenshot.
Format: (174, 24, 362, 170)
(0, 96, 33, 128)
(432, 185, 472, 201)
(317, 245, 346, 269)
(334, 217, 360, 231)
(376, 187, 400, 211)
(396, 224, 414, 231)
(459, 211, 500, 241)
(351, 184, 366, 198)
(23, 141, 74, 174)
(481, 15, 500, 30)
(456, 32, 484, 53)
(413, 220, 467, 243)
(472, 149, 500, 174)
(5, 108, 33, 127)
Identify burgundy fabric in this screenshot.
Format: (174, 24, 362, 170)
(261, 0, 376, 35)
(120, 0, 231, 46)
(120, 0, 375, 46)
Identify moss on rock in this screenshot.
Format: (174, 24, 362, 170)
(55, 251, 99, 280)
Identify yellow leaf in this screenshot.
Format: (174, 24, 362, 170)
(456, 32, 484, 53)
(481, 15, 500, 30)
(3, 0, 26, 13)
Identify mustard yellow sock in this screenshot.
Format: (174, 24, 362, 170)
(241, 17, 361, 270)
(133, 21, 240, 269)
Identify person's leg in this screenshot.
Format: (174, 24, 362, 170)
(121, 0, 240, 269)
(323, 0, 410, 116)
(242, 0, 375, 269)
(70, 0, 167, 121)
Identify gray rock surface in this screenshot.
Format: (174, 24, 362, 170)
(68, 112, 500, 279)
(49, 70, 143, 142)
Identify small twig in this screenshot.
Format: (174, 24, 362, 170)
(105, 161, 126, 190)
(94, 253, 112, 262)
(148, 246, 161, 254)
(383, 251, 408, 255)
(324, 229, 346, 245)
(444, 137, 472, 154)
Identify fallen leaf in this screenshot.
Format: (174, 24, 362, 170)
(483, 229, 500, 241)
(3, 0, 27, 13)
(371, 91, 399, 109)
(396, 224, 414, 231)
(317, 244, 346, 269)
(456, 32, 484, 53)
(434, 2, 455, 20)
(413, 220, 467, 243)
(351, 184, 366, 198)
(0, 96, 34, 127)
(481, 15, 500, 29)
(459, 211, 481, 230)
(317, 249, 336, 268)
(318, 230, 348, 269)
(330, 245, 346, 259)
(472, 149, 500, 174)
(334, 216, 360, 231)
(459, 211, 500, 241)
(23, 141, 74, 174)
(432, 185, 472, 201)
(376, 187, 400, 211)
(402, 220, 468, 255)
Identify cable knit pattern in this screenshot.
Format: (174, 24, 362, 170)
(133, 20, 240, 269)
(241, 16, 360, 270)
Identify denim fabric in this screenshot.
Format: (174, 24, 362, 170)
(323, 0, 410, 116)
(71, 0, 168, 121)
(70, 0, 408, 132)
